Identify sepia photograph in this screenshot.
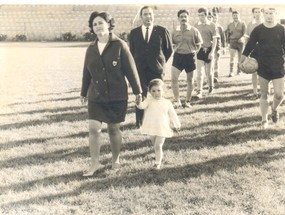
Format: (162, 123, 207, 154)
(1, 0, 285, 214)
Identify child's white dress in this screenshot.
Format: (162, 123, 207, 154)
(137, 96, 181, 138)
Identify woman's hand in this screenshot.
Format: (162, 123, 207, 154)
(135, 94, 142, 105)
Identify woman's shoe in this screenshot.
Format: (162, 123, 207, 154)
(82, 164, 103, 177)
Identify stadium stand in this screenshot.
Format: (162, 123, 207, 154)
(0, 4, 284, 41)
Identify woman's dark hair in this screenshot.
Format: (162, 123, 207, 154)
(88, 11, 115, 34)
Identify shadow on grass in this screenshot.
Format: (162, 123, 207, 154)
(167, 126, 285, 151)
(0, 111, 88, 130)
(1, 146, 284, 207)
(0, 131, 88, 150)
(0, 137, 152, 169)
(190, 102, 258, 114)
(8, 94, 80, 107)
(0, 105, 85, 117)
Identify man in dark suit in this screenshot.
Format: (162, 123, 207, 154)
(129, 5, 173, 128)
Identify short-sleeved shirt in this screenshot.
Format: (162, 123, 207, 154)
(227, 21, 246, 41)
(194, 20, 218, 48)
(172, 24, 203, 54)
(246, 19, 263, 37)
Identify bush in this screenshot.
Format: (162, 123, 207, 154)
(62, 32, 77, 41)
(15, 34, 27, 41)
(82, 32, 97, 42)
(0, 34, 7, 41)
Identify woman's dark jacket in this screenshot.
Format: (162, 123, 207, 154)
(81, 33, 142, 102)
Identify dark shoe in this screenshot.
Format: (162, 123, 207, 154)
(252, 94, 260, 100)
(271, 109, 279, 123)
(183, 101, 192, 108)
(208, 87, 214, 94)
(228, 73, 233, 77)
(214, 77, 219, 83)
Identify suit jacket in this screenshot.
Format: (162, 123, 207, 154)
(129, 25, 173, 74)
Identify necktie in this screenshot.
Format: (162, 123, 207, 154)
(145, 27, 149, 43)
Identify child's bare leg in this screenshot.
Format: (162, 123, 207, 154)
(154, 136, 166, 166)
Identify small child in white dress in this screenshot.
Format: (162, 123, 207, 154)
(136, 79, 181, 169)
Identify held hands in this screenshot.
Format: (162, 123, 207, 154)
(135, 94, 142, 106)
(173, 127, 181, 135)
(80, 96, 87, 105)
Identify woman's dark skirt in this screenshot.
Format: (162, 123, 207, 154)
(88, 100, 128, 123)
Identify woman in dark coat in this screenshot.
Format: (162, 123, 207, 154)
(80, 11, 142, 176)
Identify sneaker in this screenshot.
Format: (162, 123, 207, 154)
(261, 121, 269, 129)
(271, 109, 279, 123)
(184, 101, 192, 108)
(173, 100, 182, 109)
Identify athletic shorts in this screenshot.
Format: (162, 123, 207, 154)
(197, 47, 212, 63)
(257, 56, 285, 81)
(172, 52, 196, 73)
(229, 40, 244, 52)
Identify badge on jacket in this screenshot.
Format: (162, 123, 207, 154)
(112, 61, 117, 66)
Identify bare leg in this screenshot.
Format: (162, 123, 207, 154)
(171, 66, 182, 107)
(185, 71, 194, 102)
(259, 76, 270, 123)
(229, 48, 236, 76)
(196, 59, 205, 96)
(252, 72, 258, 95)
(83, 120, 103, 176)
(153, 136, 166, 166)
(205, 61, 214, 91)
(272, 77, 284, 111)
(107, 123, 122, 168)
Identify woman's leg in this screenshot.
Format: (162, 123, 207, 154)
(107, 123, 122, 168)
(83, 120, 102, 176)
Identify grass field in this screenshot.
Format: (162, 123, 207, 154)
(1, 42, 285, 215)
